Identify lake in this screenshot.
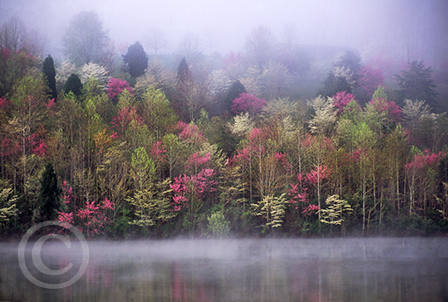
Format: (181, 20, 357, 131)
(1, 237, 447, 301)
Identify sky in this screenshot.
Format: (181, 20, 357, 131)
(1, 0, 447, 67)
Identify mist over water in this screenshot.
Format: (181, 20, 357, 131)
(1, 238, 447, 301)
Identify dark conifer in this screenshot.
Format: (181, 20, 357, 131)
(123, 41, 148, 78)
(64, 73, 83, 97)
(39, 163, 60, 221)
(42, 55, 57, 101)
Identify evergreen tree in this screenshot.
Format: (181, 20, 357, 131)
(42, 55, 57, 101)
(319, 71, 352, 98)
(123, 41, 148, 78)
(177, 57, 192, 84)
(395, 61, 437, 108)
(39, 163, 60, 221)
(223, 80, 246, 114)
(64, 73, 83, 97)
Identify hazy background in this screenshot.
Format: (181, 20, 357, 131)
(1, 0, 447, 69)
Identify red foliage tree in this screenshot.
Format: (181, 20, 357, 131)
(331, 91, 358, 115)
(106, 78, 133, 103)
(359, 65, 384, 96)
(170, 168, 216, 212)
(231, 93, 266, 116)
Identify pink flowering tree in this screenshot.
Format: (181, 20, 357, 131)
(405, 148, 445, 215)
(288, 172, 320, 216)
(331, 91, 359, 116)
(106, 78, 133, 104)
(359, 65, 385, 96)
(57, 180, 115, 237)
(231, 93, 266, 116)
(78, 198, 115, 237)
(170, 168, 217, 232)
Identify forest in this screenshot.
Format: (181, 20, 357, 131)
(1, 11, 448, 239)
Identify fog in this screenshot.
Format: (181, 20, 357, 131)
(2, 238, 448, 301)
(1, 0, 447, 67)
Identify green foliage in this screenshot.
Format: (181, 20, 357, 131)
(207, 211, 231, 237)
(0, 188, 19, 232)
(131, 147, 156, 190)
(39, 163, 60, 221)
(127, 178, 176, 230)
(123, 41, 148, 78)
(319, 195, 353, 226)
(141, 86, 178, 139)
(251, 193, 288, 232)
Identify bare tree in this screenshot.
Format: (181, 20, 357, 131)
(0, 17, 45, 56)
(244, 26, 277, 69)
(145, 27, 169, 56)
(282, 24, 298, 55)
(177, 33, 203, 63)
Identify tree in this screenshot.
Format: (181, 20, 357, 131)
(63, 11, 109, 66)
(333, 50, 362, 89)
(395, 61, 437, 108)
(0, 16, 45, 56)
(123, 41, 148, 78)
(79, 62, 109, 85)
(222, 80, 246, 115)
(145, 27, 169, 56)
(319, 195, 353, 233)
(177, 33, 203, 63)
(64, 74, 83, 97)
(140, 86, 178, 140)
(244, 26, 276, 69)
(42, 55, 57, 101)
(231, 93, 266, 117)
(251, 193, 288, 233)
(106, 78, 132, 104)
(319, 71, 352, 97)
(39, 163, 60, 221)
(308, 96, 336, 135)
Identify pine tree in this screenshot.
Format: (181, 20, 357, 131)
(177, 57, 192, 84)
(123, 41, 148, 78)
(39, 163, 60, 221)
(43, 55, 57, 101)
(224, 80, 246, 114)
(64, 73, 83, 97)
(395, 61, 437, 108)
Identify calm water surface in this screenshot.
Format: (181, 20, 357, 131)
(1, 237, 447, 301)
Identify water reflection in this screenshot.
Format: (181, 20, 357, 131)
(1, 238, 447, 301)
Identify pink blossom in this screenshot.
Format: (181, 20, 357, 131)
(187, 152, 211, 170)
(302, 204, 320, 215)
(306, 165, 332, 185)
(332, 91, 358, 115)
(57, 211, 74, 224)
(45, 98, 55, 109)
(106, 78, 133, 101)
(231, 93, 266, 116)
(176, 121, 206, 145)
(368, 97, 401, 123)
(359, 65, 385, 95)
(111, 106, 144, 136)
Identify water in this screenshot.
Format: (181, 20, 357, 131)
(1, 237, 447, 301)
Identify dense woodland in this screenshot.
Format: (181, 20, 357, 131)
(1, 12, 448, 239)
